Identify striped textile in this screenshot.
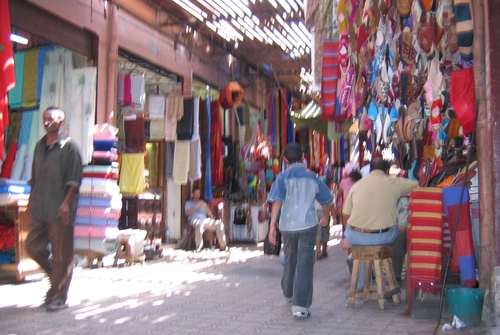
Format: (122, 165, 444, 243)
(77, 206, 121, 220)
(406, 187, 443, 304)
(454, 0, 474, 60)
(321, 39, 339, 121)
(442, 186, 477, 287)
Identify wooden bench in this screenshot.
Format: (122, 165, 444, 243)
(347, 245, 401, 309)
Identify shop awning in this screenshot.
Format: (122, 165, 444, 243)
(291, 100, 353, 140)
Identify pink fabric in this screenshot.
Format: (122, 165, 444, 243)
(92, 151, 119, 161)
(74, 225, 119, 239)
(77, 206, 121, 220)
(124, 74, 132, 106)
(338, 177, 355, 207)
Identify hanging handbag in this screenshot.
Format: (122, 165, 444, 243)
(233, 206, 247, 225)
(450, 67, 476, 136)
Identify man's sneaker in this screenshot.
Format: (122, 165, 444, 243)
(46, 299, 68, 312)
(293, 310, 311, 318)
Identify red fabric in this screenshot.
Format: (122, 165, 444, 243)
(281, 88, 288, 154)
(267, 88, 273, 142)
(405, 187, 443, 314)
(0, 142, 17, 178)
(443, 187, 477, 287)
(0, 0, 14, 160)
(124, 74, 132, 106)
(210, 99, 223, 186)
(124, 116, 146, 152)
(321, 39, 340, 121)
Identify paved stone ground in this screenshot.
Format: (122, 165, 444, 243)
(0, 225, 491, 335)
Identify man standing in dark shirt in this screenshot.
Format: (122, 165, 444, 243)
(26, 106, 83, 312)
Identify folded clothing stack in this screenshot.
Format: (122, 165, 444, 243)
(75, 125, 121, 256)
(0, 178, 31, 206)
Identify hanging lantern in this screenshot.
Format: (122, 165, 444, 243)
(219, 81, 244, 109)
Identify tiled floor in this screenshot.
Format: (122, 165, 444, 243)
(0, 225, 491, 334)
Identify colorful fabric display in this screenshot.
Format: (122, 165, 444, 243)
(117, 73, 125, 106)
(177, 98, 194, 140)
(8, 52, 25, 109)
(36, 46, 54, 103)
(93, 141, 117, 152)
(442, 186, 477, 287)
(124, 114, 146, 153)
(149, 118, 165, 140)
(74, 225, 119, 239)
(407, 187, 443, 289)
(0, 142, 18, 178)
(78, 195, 122, 211)
(82, 172, 119, 180)
(80, 177, 121, 195)
(75, 216, 119, 227)
(211, 99, 223, 187)
(0, 179, 31, 194)
(321, 39, 340, 121)
(205, 96, 212, 201)
(173, 140, 190, 184)
(92, 150, 118, 162)
(119, 153, 145, 195)
(405, 187, 443, 314)
(165, 141, 175, 178)
(22, 49, 39, 108)
(454, 0, 474, 60)
(124, 74, 132, 106)
(147, 95, 165, 118)
(166, 94, 184, 120)
(131, 74, 145, 110)
(83, 164, 119, 175)
(77, 206, 121, 220)
(188, 139, 202, 182)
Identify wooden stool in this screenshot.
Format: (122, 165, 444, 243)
(113, 238, 145, 267)
(347, 245, 401, 309)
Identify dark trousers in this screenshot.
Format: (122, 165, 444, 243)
(281, 226, 316, 311)
(391, 229, 407, 279)
(26, 219, 75, 301)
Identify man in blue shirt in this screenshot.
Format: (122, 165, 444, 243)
(184, 186, 227, 252)
(267, 142, 333, 318)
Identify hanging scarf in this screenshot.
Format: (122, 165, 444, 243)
(205, 96, 213, 201)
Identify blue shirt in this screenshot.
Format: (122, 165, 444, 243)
(184, 199, 208, 224)
(267, 163, 333, 232)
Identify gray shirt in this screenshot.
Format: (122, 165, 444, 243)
(28, 136, 83, 223)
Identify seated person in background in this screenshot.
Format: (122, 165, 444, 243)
(336, 163, 361, 231)
(315, 199, 331, 260)
(184, 186, 228, 252)
(341, 156, 417, 288)
(392, 196, 410, 284)
(341, 156, 417, 249)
